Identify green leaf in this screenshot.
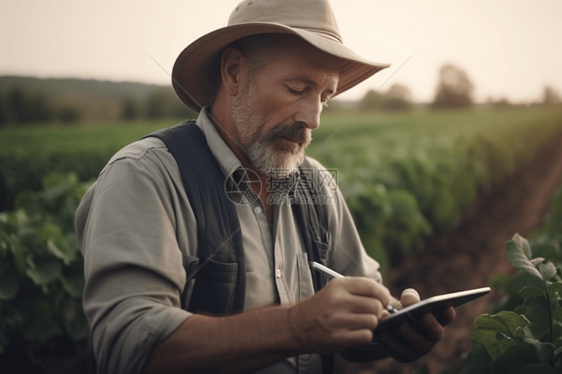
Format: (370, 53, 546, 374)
(554, 347, 562, 371)
(519, 286, 545, 300)
(532, 258, 547, 267)
(60, 273, 84, 298)
(510, 363, 556, 374)
(519, 336, 556, 364)
(506, 234, 542, 280)
(26, 257, 62, 285)
(538, 262, 558, 282)
(9, 239, 26, 275)
(474, 311, 530, 337)
(489, 340, 550, 374)
(22, 301, 63, 342)
(464, 343, 492, 374)
(61, 299, 88, 341)
(549, 282, 562, 325)
(471, 312, 530, 359)
(0, 261, 20, 300)
(524, 297, 552, 340)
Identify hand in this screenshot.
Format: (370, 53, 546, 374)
(288, 277, 391, 354)
(377, 288, 456, 363)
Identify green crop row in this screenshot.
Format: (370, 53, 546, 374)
(0, 173, 91, 354)
(1, 107, 562, 269)
(309, 107, 562, 269)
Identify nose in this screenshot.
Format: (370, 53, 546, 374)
(294, 97, 322, 130)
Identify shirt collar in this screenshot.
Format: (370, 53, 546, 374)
(195, 106, 244, 177)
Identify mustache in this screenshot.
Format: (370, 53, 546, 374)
(263, 122, 311, 145)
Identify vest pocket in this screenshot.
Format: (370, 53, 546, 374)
(313, 231, 332, 263)
(188, 257, 238, 315)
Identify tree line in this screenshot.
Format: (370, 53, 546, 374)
(1, 64, 560, 126)
(0, 86, 196, 126)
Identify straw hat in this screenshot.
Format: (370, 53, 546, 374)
(172, 0, 390, 113)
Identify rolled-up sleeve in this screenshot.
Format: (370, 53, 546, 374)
(76, 146, 192, 374)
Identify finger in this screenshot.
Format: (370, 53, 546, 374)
(342, 277, 391, 306)
(337, 328, 374, 347)
(437, 306, 456, 326)
(346, 295, 386, 318)
(401, 288, 420, 307)
(397, 322, 435, 353)
(418, 313, 445, 343)
(378, 330, 426, 363)
(328, 312, 380, 331)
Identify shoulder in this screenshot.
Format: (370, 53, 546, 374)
(101, 137, 169, 174)
(301, 156, 338, 194)
(302, 156, 328, 172)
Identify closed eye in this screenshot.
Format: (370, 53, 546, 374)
(287, 85, 306, 95)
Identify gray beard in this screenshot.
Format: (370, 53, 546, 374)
(231, 79, 311, 175)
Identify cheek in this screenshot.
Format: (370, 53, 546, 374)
(256, 104, 289, 132)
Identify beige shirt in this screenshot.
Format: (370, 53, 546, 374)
(75, 107, 382, 374)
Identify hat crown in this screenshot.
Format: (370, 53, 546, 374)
(228, 0, 343, 43)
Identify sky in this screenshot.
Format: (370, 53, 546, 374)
(1, 0, 561, 104)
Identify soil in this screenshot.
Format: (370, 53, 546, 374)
(337, 131, 562, 374)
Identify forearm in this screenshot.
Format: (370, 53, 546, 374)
(144, 304, 301, 374)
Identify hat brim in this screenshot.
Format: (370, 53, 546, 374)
(172, 23, 391, 113)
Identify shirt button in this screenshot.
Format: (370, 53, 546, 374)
(276, 269, 281, 278)
(254, 206, 262, 215)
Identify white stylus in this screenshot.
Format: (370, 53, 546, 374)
(309, 261, 400, 315)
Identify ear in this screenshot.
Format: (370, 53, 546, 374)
(220, 47, 247, 97)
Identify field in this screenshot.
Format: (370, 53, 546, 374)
(2, 105, 562, 373)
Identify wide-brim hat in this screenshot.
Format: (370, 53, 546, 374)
(172, 0, 391, 113)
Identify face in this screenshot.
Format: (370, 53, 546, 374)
(231, 38, 340, 175)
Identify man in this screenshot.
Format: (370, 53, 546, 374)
(75, 1, 455, 373)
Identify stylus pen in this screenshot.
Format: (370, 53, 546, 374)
(309, 261, 398, 314)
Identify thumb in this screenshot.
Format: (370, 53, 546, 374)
(401, 288, 420, 307)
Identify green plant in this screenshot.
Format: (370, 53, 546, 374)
(0, 173, 92, 353)
(418, 187, 562, 374)
(460, 234, 562, 373)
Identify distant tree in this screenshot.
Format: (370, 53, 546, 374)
(146, 89, 175, 118)
(542, 85, 562, 104)
(172, 101, 197, 119)
(4, 87, 55, 123)
(431, 64, 474, 109)
(0, 91, 6, 126)
(381, 83, 413, 111)
(121, 97, 140, 120)
(6, 86, 29, 122)
(28, 93, 54, 122)
(358, 89, 385, 111)
(58, 106, 82, 123)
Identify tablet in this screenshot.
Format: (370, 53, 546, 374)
(373, 287, 491, 337)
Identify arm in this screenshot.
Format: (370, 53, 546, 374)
(145, 277, 392, 374)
